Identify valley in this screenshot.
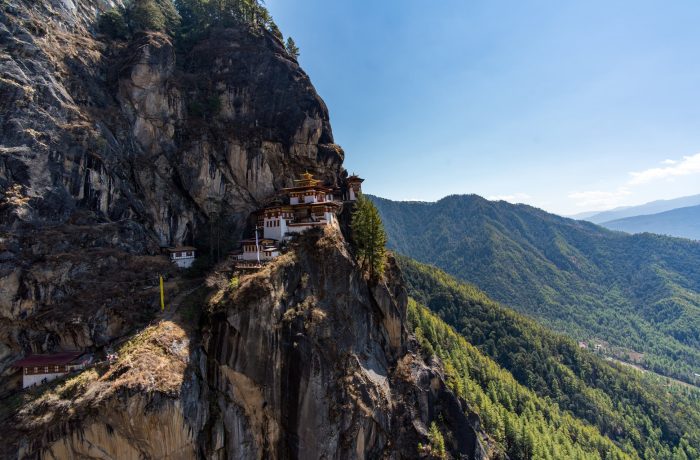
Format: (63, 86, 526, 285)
(371, 194, 700, 385)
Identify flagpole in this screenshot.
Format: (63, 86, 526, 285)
(159, 275, 165, 311)
(255, 226, 261, 264)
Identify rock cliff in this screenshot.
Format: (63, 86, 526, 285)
(0, 0, 488, 458)
(0, 0, 342, 385)
(5, 230, 486, 459)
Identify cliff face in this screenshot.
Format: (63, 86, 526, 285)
(0, 0, 342, 384)
(0, 1, 488, 458)
(9, 230, 485, 459)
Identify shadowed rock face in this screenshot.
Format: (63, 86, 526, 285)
(0, 1, 487, 458)
(200, 230, 484, 459)
(7, 231, 485, 459)
(0, 0, 343, 384)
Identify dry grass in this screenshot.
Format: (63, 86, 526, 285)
(102, 321, 190, 396)
(12, 319, 191, 436)
(54, 368, 100, 400)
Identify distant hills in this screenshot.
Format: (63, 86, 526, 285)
(573, 193, 700, 224)
(369, 194, 700, 384)
(570, 194, 700, 240)
(602, 205, 700, 240)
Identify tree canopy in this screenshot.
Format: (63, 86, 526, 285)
(351, 194, 388, 280)
(285, 36, 300, 59)
(99, 0, 288, 48)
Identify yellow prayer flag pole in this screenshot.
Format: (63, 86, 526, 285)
(160, 275, 165, 311)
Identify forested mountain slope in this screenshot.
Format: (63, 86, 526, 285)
(370, 195, 700, 383)
(400, 256, 700, 459)
(601, 205, 700, 241)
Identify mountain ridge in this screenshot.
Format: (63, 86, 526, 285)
(400, 255, 700, 458)
(574, 193, 700, 223)
(369, 193, 700, 385)
(601, 204, 700, 241)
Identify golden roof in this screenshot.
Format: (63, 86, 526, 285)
(293, 171, 321, 187)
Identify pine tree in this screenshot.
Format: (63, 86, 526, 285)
(99, 8, 129, 39)
(351, 194, 387, 280)
(129, 0, 167, 32)
(428, 422, 447, 459)
(285, 36, 300, 59)
(155, 0, 181, 31)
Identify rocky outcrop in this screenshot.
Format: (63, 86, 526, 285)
(7, 230, 486, 459)
(200, 229, 485, 459)
(0, 0, 344, 388)
(7, 319, 205, 459)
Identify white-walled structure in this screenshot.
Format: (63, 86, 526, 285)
(15, 352, 87, 389)
(257, 172, 341, 242)
(167, 246, 197, 268)
(262, 207, 293, 240)
(346, 175, 364, 201)
(233, 172, 363, 266)
(238, 238, 278, 261)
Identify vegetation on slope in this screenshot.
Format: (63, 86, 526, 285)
(370, 194, 700, 384)
(409, 300, 632, 460)
(99, 0, 295, 50)
(401, 256, 700, 459)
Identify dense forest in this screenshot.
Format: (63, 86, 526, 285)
(409, 299, 631, 460)
(400, 256, 700, 459)
(370, 194, 700, 384)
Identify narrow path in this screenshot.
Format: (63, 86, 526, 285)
(161, 281, 204, 321)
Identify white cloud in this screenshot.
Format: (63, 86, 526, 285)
(628, 153, 700, 185)
(568, 188, 632, 209)
(488, 192, 532, 203)
(566, 152, 700, 212)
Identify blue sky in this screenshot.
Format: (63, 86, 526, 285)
(266, 0, 700, 215)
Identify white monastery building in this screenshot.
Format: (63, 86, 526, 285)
(14, 351, 88, 388)
(232, 238, 280, 262)
(166, 246, 197, 268)
(233, 172, 363, 265)
(346, 175, 364, 201)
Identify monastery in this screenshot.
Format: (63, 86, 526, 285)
(233, 173, 363, 264)
(14, 351, 89, 388)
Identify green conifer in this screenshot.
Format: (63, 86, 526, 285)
(351, 194, 387, 280)
(285, 36, 300, 59)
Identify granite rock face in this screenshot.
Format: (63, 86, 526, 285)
(0, 1, 488, 458)
(0, 0, 343, 386)
(7, 231, 486, 459)
(199, 230, 485, 459)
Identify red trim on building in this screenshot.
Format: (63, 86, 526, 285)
(13, 352, 83, 367)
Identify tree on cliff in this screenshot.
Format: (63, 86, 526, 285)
(351, 194, 387, 280)
(285, 37, 300, 59)
(130, 0, 180, 32)
(100, 0, 180, 37)
(176, 0, 276, 33)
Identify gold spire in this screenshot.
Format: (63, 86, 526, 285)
(294, 171, 320, 186)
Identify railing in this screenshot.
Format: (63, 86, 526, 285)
(234, 261, 268, 269)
